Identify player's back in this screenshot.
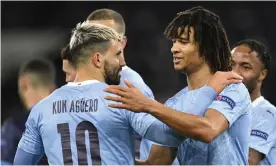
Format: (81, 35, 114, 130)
(34, 80, 138, 165)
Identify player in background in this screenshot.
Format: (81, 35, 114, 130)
(104, 6, 251, 165)
(61, 45, 76, 83)
(231, 39, 276, 165)
(13, 22, 187, 165)
(1, 58, 56, 165)
(85, 8, 180, 164)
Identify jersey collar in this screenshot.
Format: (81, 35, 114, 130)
(252, 96, 264, 107)
(66, 80, 100, 87)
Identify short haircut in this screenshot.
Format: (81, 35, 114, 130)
(69, 22, 121, 67)
(86, 8, 125, 35)
(164, 6, 232, 73)
(61, 44, 72, 62)
(19, 58, 56, 88)
(234, 39, 271, 71)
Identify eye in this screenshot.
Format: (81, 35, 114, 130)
(179, 40, 188, 45)
(242, 66, 251, 70)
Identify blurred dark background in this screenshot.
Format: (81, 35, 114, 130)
(2, 1, 276, 122)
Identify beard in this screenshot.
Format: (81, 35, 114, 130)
(243, 78, 258, 94)
(103, 60, 121, 85)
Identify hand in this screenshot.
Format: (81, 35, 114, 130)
(104, 80, 153, 113)
(207, 71, 243, 94)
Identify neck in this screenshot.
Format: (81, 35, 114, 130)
(186, 64, 213, 90)
(74, 66, 104, 83)
(250, 83, 262, 102)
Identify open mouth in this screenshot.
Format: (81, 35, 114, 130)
(173, 57, 181, 64)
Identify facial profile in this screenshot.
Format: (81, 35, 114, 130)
(100, 39, 123, 85)
(231, 45, 265, 93)
(170, 26, 204, 73)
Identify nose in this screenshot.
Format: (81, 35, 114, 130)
(119, 54, 126, 66)
(171, 42, 180, 55)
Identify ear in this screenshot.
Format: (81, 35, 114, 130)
(121, 36, 127, 49)
(18, 75, 29, 93)
(258, 69, 268, 82)
(92, 52, 102, 68)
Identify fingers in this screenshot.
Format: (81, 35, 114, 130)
(104, 87, 128, 97)
(227, 78, 243, 84)
(124, 80, 135, 88)
(105, 96, 125, 103)
(108, 103, 131, 110)
(105, 85, 128, 92)
(221, 71, 242, 80)
(231, 71, 243, 80)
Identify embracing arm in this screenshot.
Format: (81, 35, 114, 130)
(147, 101, 228, 143)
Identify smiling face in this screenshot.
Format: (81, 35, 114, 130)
(170, 26, 205, 73)
(231, 45, 267, 93)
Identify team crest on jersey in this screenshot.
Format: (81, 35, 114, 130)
(216, 95, 235, 109)
(251, 130, 268, 140)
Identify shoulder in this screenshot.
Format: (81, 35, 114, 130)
(254, 98, 276, 120)
(220, 83, 250, 102)
(120, 66, 154, 97)
(216, 83, 251, 111)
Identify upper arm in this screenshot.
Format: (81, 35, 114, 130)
(205, 84, 250, 138)
(248, 148, 264, 165)
(18, 109, 44, 155)
(249, 107, 276, 155)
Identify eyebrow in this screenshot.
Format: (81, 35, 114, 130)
(176, 37, 189, 41)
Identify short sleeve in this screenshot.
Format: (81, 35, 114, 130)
(18, 108, 44, 155)
(250, 106, 276, 155)
(208, 83, 250, 127)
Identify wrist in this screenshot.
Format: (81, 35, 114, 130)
(144, 98, 159, 114)
(204, 86, 218, 99)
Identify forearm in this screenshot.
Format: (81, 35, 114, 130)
(14, 147, 42, 165)
(248, 148, 264, 165)
(144, 86, 217, 142)
(147, 102, 213, 142)
(143, 120, 182, 147)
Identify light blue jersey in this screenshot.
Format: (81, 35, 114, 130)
(17, 80, 180, 165)
(166, 83, 251, 165)
(260, 145, 276, 165)
(250, 96, 276, 165)
(120, 66, 154, 159)
(120, 66, 153, 99)
(121, 66, 179, 165)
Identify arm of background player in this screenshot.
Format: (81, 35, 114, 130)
(248, 107, 276, 165)
(135, 144, 177, 165)
(14, 108, 44, 164)
(1, 120, 22, 164)
(147, 84, 248, 143)
(248, 148, 264, 165)
(13, 148, 43, 165)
